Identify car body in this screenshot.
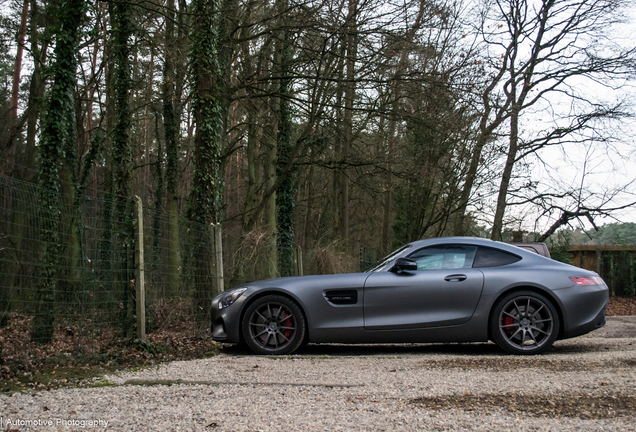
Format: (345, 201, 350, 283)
(211, 237, 608, 355)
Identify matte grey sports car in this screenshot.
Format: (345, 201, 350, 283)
(211, 237, 608, 355)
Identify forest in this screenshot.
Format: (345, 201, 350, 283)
(0, 0, 635, 345)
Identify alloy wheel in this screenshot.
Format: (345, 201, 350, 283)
(497, 295, 555, 352)
(242, 295, 306, 355)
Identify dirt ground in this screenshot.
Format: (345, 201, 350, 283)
(593, 315, 636, 338)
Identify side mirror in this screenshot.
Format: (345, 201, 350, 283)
(391, 258, 418, 273)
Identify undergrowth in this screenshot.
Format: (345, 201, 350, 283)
(0, 314, 219, 393)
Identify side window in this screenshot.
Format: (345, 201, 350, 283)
(408, 245, 477, 271)
(473, 247, 521, 268)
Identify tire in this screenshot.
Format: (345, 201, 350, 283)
(490, 290, 560, 355)
(241, 295, 306, 355)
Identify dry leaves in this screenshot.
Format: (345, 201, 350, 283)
(0, 313, 218, 390)
(607, 297, 636, 316)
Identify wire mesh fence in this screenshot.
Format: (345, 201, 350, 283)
(0, 174, 358, 363)
(0, 175, 223, 360)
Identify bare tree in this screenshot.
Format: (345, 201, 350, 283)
(474, 0, 635, 240)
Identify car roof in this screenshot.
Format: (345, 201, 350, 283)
(409, 236, 505, 248)
(406, 237, 545, 260)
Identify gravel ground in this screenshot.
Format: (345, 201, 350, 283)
(1, 317, 635, 432)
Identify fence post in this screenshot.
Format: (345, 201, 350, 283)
(294, 246, 303, 276)
(212, 223, 224, 295)
(134, 196, 146, 342)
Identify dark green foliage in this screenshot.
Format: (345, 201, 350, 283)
(32, 0, 86, 344)
(604, 250, 636, 297)
(588, 223, 636, 246)
(548, 224, 636, 247)
(547, 230, 572, 265)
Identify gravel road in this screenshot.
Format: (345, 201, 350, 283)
(1, 317, 635, 431)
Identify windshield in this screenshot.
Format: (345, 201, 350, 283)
(366, 245, 411, 272)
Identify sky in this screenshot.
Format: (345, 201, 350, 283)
(485, 1, 636, 234)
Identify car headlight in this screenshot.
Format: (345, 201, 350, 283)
(218, 287, 248, 309)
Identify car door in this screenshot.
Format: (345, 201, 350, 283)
(363, 244, 484, 330)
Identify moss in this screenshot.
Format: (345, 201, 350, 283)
(89, 379, 119, 388)
(1, 366, 115, 394)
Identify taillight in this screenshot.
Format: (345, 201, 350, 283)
(569, 276, 604, 286)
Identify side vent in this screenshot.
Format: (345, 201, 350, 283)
(325, 290, 358, 305)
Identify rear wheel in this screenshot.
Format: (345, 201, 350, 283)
(490, 291, 559, 355)
(242, 295, 306, 355)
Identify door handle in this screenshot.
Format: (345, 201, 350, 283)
(444, 274, 467, 282)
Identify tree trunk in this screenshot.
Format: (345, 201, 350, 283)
(453, 132, 488, 236)
(265, 149, 278, 278)
(9, 0, 29, 130)
(341, 0, 358, 244)
(151, 109, 164, 302)
(163, 0, 180, 296)
(144, 51, 154, 190)
(332, 40, 345, 236)
(189, 0, 225, 323)
(275, 0, 296, 277)
(381, 0, 427, 253)
(110, 0, 135, 338)
(491, 106, 520, 241)
(2, 0, 30, 177)
(24, 0, 49, 175)
(32, 0, 85, 344)
(239, 11, 265, 233)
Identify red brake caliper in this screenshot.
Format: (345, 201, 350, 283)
(504, 316, 515, 335)
(282, 312, 292, 339)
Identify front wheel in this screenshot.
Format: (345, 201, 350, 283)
(242, 295, 306, 355)
(490, 291, 560, 355)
